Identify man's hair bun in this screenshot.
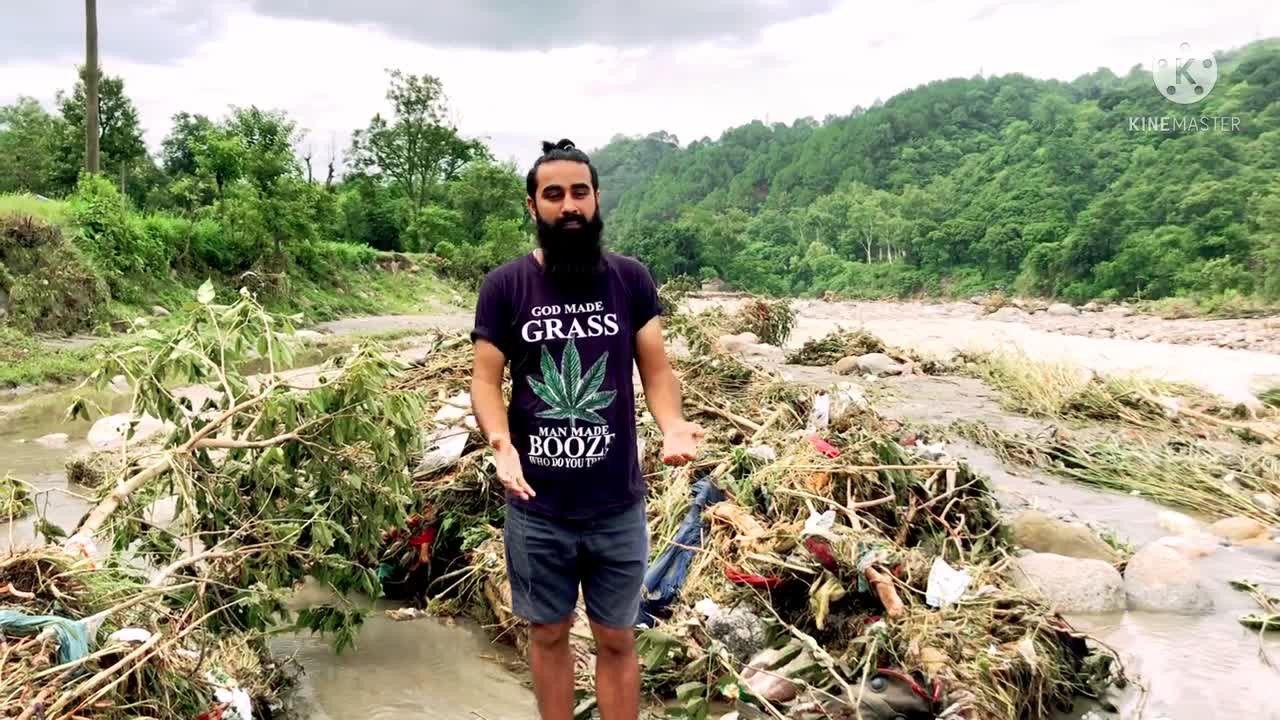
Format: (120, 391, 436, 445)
(541, 138, 576, 154)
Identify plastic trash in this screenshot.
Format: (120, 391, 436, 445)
(803, 509, 836, 538)
(808, 393, 830, 430)
(108, 627, 153, 644)
(694, 598, 721, 619)
(207, 668, 253, 720)
(747, 445, 777, 462)
(0, 610, 92, 665)
(808, 434, 840, 458)
(412, 428, 469, 477)
(925, 557, 972, 608)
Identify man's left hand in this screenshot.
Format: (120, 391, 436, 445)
(662, 420, 705, 466)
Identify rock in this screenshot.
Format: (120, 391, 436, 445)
(150, 305, 171, 318)
(989, 307, 1028, 322)
(293, 330, 325, 343)
(1157, 510, 1202, 537)
(1207, 516, 1269, 542)
(34, 432, 70, 449)
(705, 606, 765, 662)
(968, 295, 985, 305)
(1104, 306, 1135, 318)
(1253, 493, 1280, 513)
(1009, 553, 1126, 614)
(718, 332, 759, 353)
(1047, 303, 1079, 317)
(742, 343, 785, 364)
(110, 319, 132, 333)
(1154, 533, 1220, 560)
(87, 413, 168, 451)
(1011, 511, 1119, 562)
(133, 317, 149, 328)
(702, 278, 728, 292)
(1124, 543, 1213, 614)
(855, 353, 904, 377)
(1082, 301, 1102, 313)
(834, 356, 861, 375)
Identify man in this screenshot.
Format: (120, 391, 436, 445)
(470, 138, 705, 720)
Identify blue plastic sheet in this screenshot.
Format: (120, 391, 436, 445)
(0, 609, 92, 666)
(635, 476, 725, 627)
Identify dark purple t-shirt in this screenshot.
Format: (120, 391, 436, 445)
(471, 251, 662, 521)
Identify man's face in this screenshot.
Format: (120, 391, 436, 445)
(527, 159, 598, 227)
(528, 159, 605, 286)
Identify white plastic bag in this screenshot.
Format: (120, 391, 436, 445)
(807, 394, 830, 431)
(925, 557, 971, 608)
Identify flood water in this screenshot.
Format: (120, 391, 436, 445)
(3, 304, 1279, 719)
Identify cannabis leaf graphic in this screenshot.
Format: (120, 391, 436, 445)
(529, 338, 616, 427)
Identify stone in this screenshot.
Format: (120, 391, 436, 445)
(34, 432, 70, 449)
(1047, 303, 1079, 317)
(1154, 533, 1220, 560)
(87, 413, 168, 451)
(742, 343, 785, 364)
(968, 295, 985, 305)
(150, 305, 171, 318)
(133, 317, 150, 328)
(705, 606, 765, 662)
(855, 353, 904, 377)
(834, 356, 861, 375)
(1082, 301, 1102, 313)
(293, 329, 325, 343)
(1008, 553, 1126, 614)
(1124, 543, 1214, 614)
(702, 278, 728, 293)
(1010, 510, 1119, 562)
(989, 307, 1028, 322)
(1253, 493, 1280, 513)
(1156, 510, 1202, 537)
(110, 319, 132, 333)
(1207, 516, 1269, 542)
(1105, 306, 1135, 318)
(718, 332, 759, 353)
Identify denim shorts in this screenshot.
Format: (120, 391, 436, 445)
(503, 501, 649, 629)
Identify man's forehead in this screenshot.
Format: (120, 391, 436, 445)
(536, 160, 593, 188)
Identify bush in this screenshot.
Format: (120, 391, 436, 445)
(0, 215, 108, 334)
(294, 241, 378, 278)
(69, 174, 172, 294)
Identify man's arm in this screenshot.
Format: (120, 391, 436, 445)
(634, 316, 704, 465)
(471, 338, 535, 499)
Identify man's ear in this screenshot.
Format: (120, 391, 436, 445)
(526, 196, 537, 222)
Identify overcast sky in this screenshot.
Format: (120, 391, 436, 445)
(2, 0, 1277, 170)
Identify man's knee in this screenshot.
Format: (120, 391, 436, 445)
(530, 619, 573, 651)
(590, 622, 635, 660)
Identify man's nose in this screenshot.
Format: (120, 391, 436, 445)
(561, 197, 582, 216)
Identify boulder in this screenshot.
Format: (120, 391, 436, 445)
(87, 413, 168, 451)
(1010, 511, 1119, 562)
(1207, 516, 1270, 542)
(1008, 553, 1126, 614)
(110, 319, 132, 333)
(1124, 543, 1213, 614)
(855, 353, 904, 377)
(702, 278, 728, 292)
(1047, 303, 1079, 317)
(742, 343, 785, 364)
(1156, 510, 1202, 537)
(1082, 301, 1103, 313)
(150, 305, 171, 318)
(718, 332, 759, 353)
(834, 356, 861, 375)
(989, 307, 1028, 322)
(293, 330, 325, 343)
(1104, 306, 1135, 318)
(133, 316, 150, 328)
(35, 432, 70, 449)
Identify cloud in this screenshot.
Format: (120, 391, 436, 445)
(0, 1, 225, 65)
(247, 0, 842, 50)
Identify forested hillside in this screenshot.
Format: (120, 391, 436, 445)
(598, 39, 1280, 307)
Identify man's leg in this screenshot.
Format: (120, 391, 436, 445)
(589, 619, 640, 720)
(504, 503, 581, 720)
(582, 502, 649, 720)
(530, 619, 576, 720)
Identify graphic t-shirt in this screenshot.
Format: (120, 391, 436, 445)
(471, 251, 662, 521)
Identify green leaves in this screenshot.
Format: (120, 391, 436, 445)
(529, 338, 615, 427)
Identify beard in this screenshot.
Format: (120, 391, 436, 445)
(536, 210, 605, 288)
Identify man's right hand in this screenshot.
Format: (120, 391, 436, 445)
(491, 434, 536, 501)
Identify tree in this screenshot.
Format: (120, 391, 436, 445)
(161, 112, 215, 177)
(53, 69, 147, 193)
(349, 70, 488, 216)
(0, 98, 61, 195)
(85, 0, 100, 174)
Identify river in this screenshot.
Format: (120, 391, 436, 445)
(2, 298, 1278, 719)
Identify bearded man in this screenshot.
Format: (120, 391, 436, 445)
(470, 138, 704, 720)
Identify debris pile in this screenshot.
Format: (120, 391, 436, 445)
(398, 311, 1123, 719)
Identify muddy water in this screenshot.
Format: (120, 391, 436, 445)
(4, 307, 1280, 720)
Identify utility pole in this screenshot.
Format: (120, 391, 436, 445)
(85, 0, 101, 174)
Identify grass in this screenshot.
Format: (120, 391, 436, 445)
(1138, 292, 1280, 320)
(0, 193, 71, 226)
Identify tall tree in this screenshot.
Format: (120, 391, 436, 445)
(349, 69, 488, 216)
(0, 98, 61, 195)
(84, 0, 100, 174)
(53, 71, 147, 193)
